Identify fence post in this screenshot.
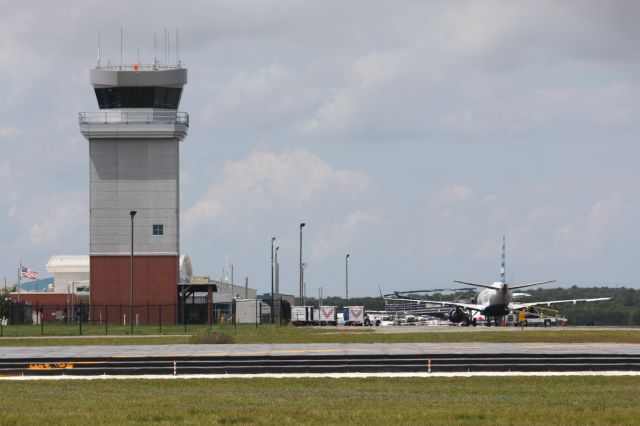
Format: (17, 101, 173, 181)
(11, 303, 16, 336)
(79, 302, 83, 335)
(105, 305, 108, 335)
(41, 306, 44, 336)
(159, 305, 162, 334)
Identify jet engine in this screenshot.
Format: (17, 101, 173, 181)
(448, 308, 468, 324)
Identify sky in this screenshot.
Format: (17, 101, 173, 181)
(1, 1, 640, 296)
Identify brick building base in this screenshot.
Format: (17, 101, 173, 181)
(90, 255, 178, 324)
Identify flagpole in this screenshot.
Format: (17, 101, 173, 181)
(17, 260, 21, 302)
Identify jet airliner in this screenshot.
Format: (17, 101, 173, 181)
(404, 237, 610, 326)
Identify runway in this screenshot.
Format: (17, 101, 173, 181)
(1, 343, 640, 377)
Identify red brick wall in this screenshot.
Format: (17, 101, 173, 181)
(9, 293, 74, 323)
(90, 255, 178, 324)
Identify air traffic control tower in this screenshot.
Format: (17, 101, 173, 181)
(79, 63, 188, 322)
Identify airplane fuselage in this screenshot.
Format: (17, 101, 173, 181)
(476, 282, 512, 317)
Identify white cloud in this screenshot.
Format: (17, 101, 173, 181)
(298, 49, 411, 136)
(428, 185, 474, 208)
(311, 209, 384, 261)
(552, 192, 634, 258)
(184, 149, 372, 227)
(27, 202, 85, 245)
(527, 206, 564, 222)
(0, 126, 21, 137)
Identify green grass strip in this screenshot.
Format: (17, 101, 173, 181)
(0, 377, 639, 425)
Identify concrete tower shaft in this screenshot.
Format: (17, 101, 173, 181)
(79, 66, 188, 322)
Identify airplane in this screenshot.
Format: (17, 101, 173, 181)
(390, 236, 610, 326)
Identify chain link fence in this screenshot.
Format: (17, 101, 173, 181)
(0, 299, 292, 337)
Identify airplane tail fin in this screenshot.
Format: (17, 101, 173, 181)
(499, 235, 506, 283)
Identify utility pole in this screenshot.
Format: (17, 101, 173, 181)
(299, 223, 305, 304)
(345, 254, 350, 303)
(129, 210, 136, 334)
(275, 247, 280, 298)
(270, 237, 275, 323)
(302, 262, 307, 305)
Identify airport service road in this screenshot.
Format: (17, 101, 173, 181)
(1, 343, 640, 377)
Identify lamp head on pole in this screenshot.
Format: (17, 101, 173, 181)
(346, 253, 350, 259)
(130, 210, 137, 218)
(300, 222, 305, 228)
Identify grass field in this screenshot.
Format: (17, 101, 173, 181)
(1, 324, 640, 346)
(0, 376, 639, 425)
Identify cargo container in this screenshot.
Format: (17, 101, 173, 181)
(235, 299, 271, 324)
(343, 306, 365, 326)
(317, 306, 338, 325)
(291, 306, 317, 326)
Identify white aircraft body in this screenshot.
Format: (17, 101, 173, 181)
(413, 237, 610, 325)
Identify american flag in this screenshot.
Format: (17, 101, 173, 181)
(21, 266, 38, 280)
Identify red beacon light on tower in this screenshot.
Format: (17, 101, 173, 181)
(133, 63, 139, 71)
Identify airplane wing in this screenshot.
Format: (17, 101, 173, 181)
(453, 280, 496, 290)
(512, 292, 531, 299)
(510, 280, 556, 290)
(510, 297, 611, 309)
(386, 296, 484, 312)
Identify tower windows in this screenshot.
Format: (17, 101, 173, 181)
(152, 224, 164, 236)
(94, 87, 183, 109)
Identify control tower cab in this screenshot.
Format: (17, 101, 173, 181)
(79, 64, 188, 323)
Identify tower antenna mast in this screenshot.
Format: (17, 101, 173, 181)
(154, 33, 157, 68)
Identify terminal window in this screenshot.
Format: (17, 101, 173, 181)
(152, 224, 164, 236)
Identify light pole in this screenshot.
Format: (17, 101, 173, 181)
(271, 237, 275, 323)
(274, 247, 280, 297)
(302, 262, 307, 305)
(129, 210, 137, 334)
(345, 254, 350, 303)
(299, 223, 305, 304)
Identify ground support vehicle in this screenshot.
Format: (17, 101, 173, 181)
(505, 310, 567, 327)
(364, 311, 394, 326)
